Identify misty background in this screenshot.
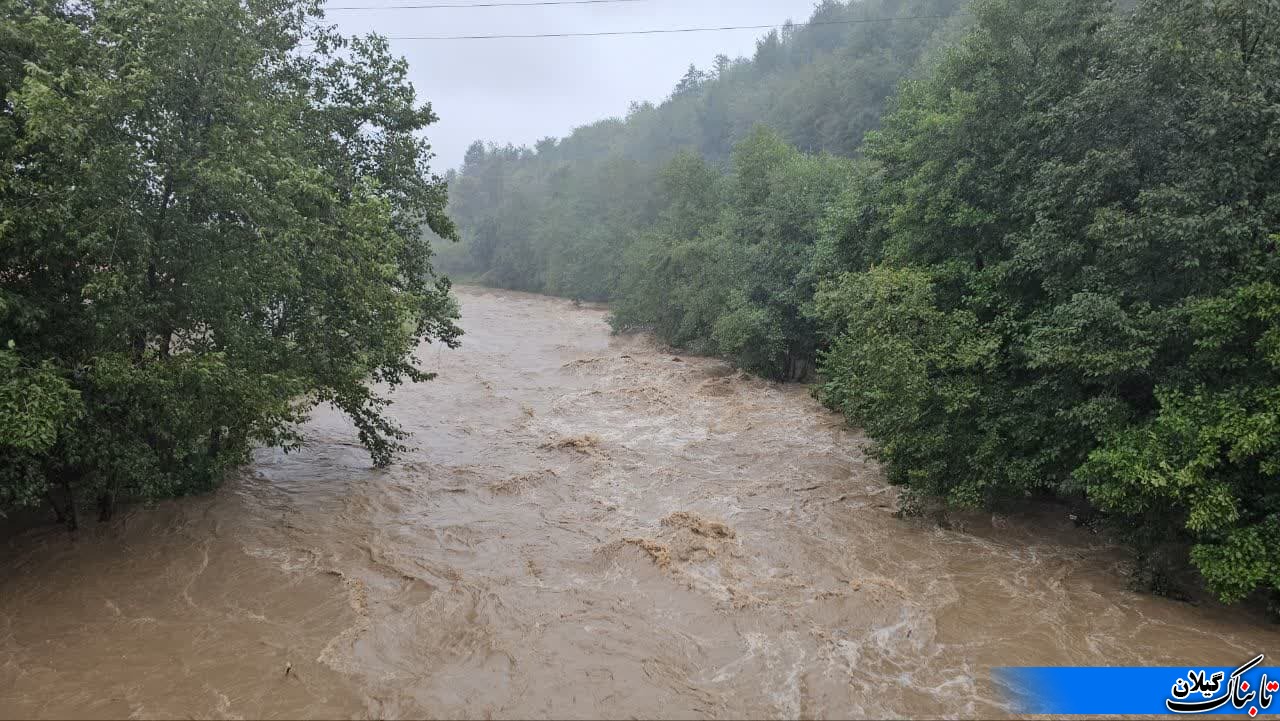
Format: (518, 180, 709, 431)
(324, 0, 819, 170)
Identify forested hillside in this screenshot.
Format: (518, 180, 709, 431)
(446, 0, 1280, 610)
(437, 0, 969, 298)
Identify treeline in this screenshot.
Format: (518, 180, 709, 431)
(436, 0, 969, 296)
(0, 0, 458, 526)
(448, 0, 1280, 608)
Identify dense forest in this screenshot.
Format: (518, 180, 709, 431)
(444, 0, 1280, 609)
(0, 0, 458, 527)
(436, 0, 970, 302)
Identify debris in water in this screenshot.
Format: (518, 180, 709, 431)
(489, 469, 557, 495)
(540, 434, 602, 454)
(849, 576, 909, 599)
(622, 537, 673, 568)
(728, 585, 764, 610)
(662, 511, 736, 539)
(561, 357, 608, 372)
(344, 578, 370, 616)
(698, 377, 735, 398)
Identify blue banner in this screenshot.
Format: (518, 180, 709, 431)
(995, 655, 1280, 716)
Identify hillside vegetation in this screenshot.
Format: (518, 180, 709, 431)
(444, 0, 1280, 609)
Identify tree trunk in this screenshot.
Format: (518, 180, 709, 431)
(97, 492, 116, 523)
(207, 427, 224, 459)
(60, 474, 77, 532)
(47, 491, 66, 526)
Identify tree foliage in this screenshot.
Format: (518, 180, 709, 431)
(437, 0, 967, 301)
(612, 128, 853, 378)
(0, 0, 458, 524)
(452, 0, 1280, 605)
(816, 0, 1280, 604)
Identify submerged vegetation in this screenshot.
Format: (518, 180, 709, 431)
(445, 0, 1280, 607)
(0, 0, 458, 526)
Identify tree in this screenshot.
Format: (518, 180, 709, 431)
(1072, 0, 1280, 604)
(712, 54, 732, 78)
(711, 128, 853, 379)
(610, 129, 851, 379)
(439, 0, 965, 301)
(672, 64, 707, 98)
(816, 0, 1280, 604)
(0, 0, 459, 525)
(610, 152, 728, 348)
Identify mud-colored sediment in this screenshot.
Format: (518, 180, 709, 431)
(1, 287, 1277, 719)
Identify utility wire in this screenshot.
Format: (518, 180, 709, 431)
(368, 15, 958, 41)
(325, 0, 646, 11)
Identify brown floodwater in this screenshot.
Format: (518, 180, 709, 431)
(1, 287, 1277, 719)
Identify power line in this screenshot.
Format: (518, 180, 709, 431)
(370, 15, 959, 41)
(325, 0, 646, 11)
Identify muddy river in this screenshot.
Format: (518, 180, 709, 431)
(1, 287, 1276, 719)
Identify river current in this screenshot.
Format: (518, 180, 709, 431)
(2, 287, 1276, 719)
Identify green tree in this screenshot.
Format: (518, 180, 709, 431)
(1072, 0, 1280, 603)
(817, 0, 1280, 603)
(0, 0, 459, 526)
(440, 0, 966, 302)
(711, 128, 854, 379)
(610, 152, 729, 349)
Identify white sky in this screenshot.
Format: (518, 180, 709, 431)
(325, 0, 821, 170)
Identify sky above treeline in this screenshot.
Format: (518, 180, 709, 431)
(324, 0, 820, 170)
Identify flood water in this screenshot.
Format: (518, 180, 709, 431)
(1, 287, 1277, 719)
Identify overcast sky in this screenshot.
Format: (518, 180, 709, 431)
(325, 0, 821, 171)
